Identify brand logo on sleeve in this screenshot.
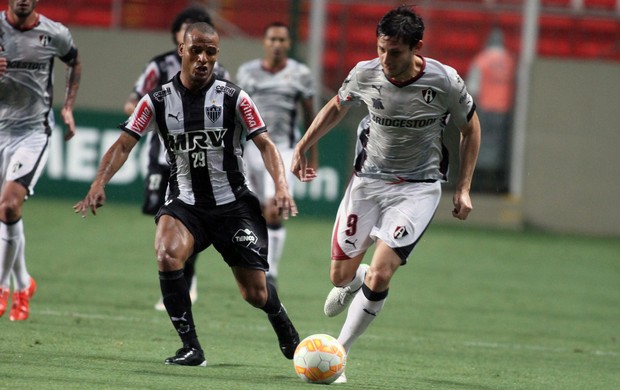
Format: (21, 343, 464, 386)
(133, 101, 152, 134)
(239, 97, 263, 130)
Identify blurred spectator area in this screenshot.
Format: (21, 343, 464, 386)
(35, 0, 620, 89)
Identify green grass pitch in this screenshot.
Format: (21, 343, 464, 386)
(0, 197, 618, 389)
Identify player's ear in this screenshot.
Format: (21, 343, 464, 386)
(415, 40, 424, 52)
(178, 42, 184, 57)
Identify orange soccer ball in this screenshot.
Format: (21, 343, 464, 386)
(293, 334, 347, 384)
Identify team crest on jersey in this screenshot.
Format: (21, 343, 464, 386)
(233, 228, 258, 247)
(393, 226, 409, 239)
(372, 98, 384, 110)
(39, 34, 51, 47)
(422, 88, 437, 104)
(206, 105, 222, 123)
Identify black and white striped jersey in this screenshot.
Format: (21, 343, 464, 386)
(0, 12, 77, 133)
(122, 74, 267, 207)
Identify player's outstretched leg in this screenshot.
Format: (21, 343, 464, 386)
(160, 269, 206, 367)
(268, 304, 300, 359)
(324, 264, 369, 317)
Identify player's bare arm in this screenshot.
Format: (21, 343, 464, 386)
(301, 97, 319, 171)
(252, 132, 298, 219)
(73, 132, 138, 217)
(60, 53, 82, 141)
(292, 96, 350, 182)
(452, 111, 481, 220)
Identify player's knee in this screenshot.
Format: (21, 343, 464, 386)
(242, 286, 268, 308)
(155, 247, 184, 271)
(365, 267, 392, 291)
(0, 198, 22, 222)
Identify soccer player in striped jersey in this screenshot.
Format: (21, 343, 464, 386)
(124, 6, 231, 311)
(75, 22, 302, 367)
(0, 0, 81, 321)
(291, 6, 481, 383)
(236, 22, 317, 288)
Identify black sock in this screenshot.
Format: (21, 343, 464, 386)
(184, 254, 197, 286)
(261, 279, 282, 315)
(159, 270, 201, 350)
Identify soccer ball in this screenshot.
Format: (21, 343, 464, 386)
(293, 334, 347, 384)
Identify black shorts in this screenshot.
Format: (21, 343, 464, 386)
(142, 163, 170, 215)
(156, 194, 269, 270)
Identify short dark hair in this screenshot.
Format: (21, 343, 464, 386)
(376, 6, 424, 48)
(263, 21, 290, 37)
(171, 6, 213, 37)
(184, 22, 217, 40)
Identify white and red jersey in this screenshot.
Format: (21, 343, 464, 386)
(122, 74, 266, 207)
(0, 12, 77, 133)
(339, 56, 475, 182)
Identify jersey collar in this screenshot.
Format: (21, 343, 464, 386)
(386, 55, 426, 88)
(5, 11, 40, 31)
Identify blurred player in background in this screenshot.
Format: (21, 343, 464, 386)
(466, 27, 515, 193)
(0, 0, 81, 321)
(236, 22, 317, 287)
(291, 6, 481, 383)
(124, 6, 230, 311)
(75, 22, 301, 366)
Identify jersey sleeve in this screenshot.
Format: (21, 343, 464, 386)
(132, 60, 161, 99)
(299, 64, 315, 100)
(120, 94, 157, 139)
(236, 90, 267, 140)
(54, 23, 77, 63)
(337, 66, 363, 107)
(445, 66, 476, 128)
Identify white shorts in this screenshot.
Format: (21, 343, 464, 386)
(0, 131, 50, 197)
(243, 141, 295, 204)
(331, 175, 441, 263)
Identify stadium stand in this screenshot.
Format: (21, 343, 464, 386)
(31, 0, 620, 89)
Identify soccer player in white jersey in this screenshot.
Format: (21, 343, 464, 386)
(124, 6, 231, 312)
(0, 0, 81, 321)
(75, 23, 304, 367)
(236, 22, 317, 287)
(291, 6, 481, 383)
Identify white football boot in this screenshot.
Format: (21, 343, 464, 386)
(323, 264, 369, 317)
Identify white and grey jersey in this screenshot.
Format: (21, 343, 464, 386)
(0, 12, 77, 133)
(132, 49, 230, 99)
(122, 74, 267, 207)
(339, 56, 475, 182)
(236, 58, 314, 148)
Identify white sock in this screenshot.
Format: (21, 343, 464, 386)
(337, 284, 387, 353)
(12, 227, 29, 291)
(267, 226, 286, 279)
(343, 264, 367, 291)
(0, 220, 24, 289)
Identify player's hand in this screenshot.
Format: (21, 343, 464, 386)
(452, 190, 473, 220)
(274, 190, 298, 220)
(291, 148, 317, 182)
(73, 187, 106, 218)
(60, 106, 76, 141)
